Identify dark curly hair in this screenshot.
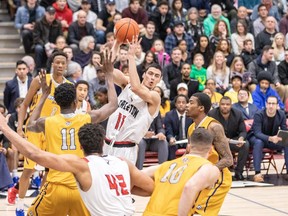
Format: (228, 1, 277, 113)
(51, 51, 67, 62)
(54, 83, 76, 109)
(78, 123, 105, 155)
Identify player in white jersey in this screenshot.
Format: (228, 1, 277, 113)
(103, 39, 162, 164)
(75, 80, 91, 114)
(0, 119, 154, 216)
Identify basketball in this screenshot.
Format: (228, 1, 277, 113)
(114, 18, 140, 44)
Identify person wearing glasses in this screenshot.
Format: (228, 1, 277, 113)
(247, 95, 288, 182)
(251, 71, 284, 110)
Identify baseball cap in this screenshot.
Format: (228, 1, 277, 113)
(46, 6, 56, 14)
(173, 20, 185, 27)
(106, 0, 116, 5)
(81, 0, 91, 4)
(231, 72, 243, 81)
(177, 83, 188, 91)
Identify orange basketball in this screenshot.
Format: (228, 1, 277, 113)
(114, 18, 140, 44)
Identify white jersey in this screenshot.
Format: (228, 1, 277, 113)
(106, 84, 159, 144)
(75, 100, 89, 114)
(78, 155, 135, 216)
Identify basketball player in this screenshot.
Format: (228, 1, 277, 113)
(0, 120, 154, 216)
(186, 92, 233, 215)
(7, 51, 70, 214)
(103, 38, 162, 164)
(143, 128, 220, 216)
(75, 80, 91, 114)
(22, 50, 118, 215)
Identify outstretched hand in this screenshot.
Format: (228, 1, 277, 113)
(127, 36, 142, 57)
(0, 113, 8, 131)
(39, 70, 51, 98)
(101, 48, 115, 75)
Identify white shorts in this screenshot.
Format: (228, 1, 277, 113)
(103, 143, 138, 164)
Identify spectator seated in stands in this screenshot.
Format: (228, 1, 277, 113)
(53, 0, 73, 36)
(230, 6, 254, 34)
(68, 10, 96, 54)
(88, 67, 108, 108)
(105, 12, 122, 34)
(122, 0, 148, 35)
(137, 51, 158, 82)
(248, 45, 282, 93)
(164, 95, 193, 160)
(208, 96, 249, 181)
(148, 0, 172, 41)
(255, 16, 278, 55)
(153, 86, 170, 119)
(140, 21, 158, 53)
(164, 20, 194, 55)
(151, 39, 170, 69)
(205, 78, 223, 108)
(73, 0, 97, 30)
(65, 62, 82, 84)
(240, 39, 257, 69)
(186, 7, 205, 43)
(209, 20, 231, 52)
(170, 63, 199, 101)
(252, 71, 284, 110)
(215, 39, 234, 67)
(177, 39, 192, 64)
(74, 36, 95, 68)
(190, 53, 206, 92)
(96, 0, 119, 44)
(251, 0, 281, 22)
(247, 96, 288, 182)
(136, 112, 168, 170)
(33, 6, 63, 72)
(82, 51, 102, 82)
(203, 4, 230, 37)
(233, 88, 259, 120)
(207, 51, 230, 94)
(14, 0, 45, 54)
(162, 47, 183, 91)
(4, 60, 32, 114)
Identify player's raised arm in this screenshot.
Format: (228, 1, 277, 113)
(89, 49, 118, 123)
(0, 112, 84, 174)
(127, 38, 161, 114)
(26, 71, 50, 133)
(178, 164, 220, 216)
(17, 76, 41, 137)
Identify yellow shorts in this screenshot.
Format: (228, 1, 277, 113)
(28, 182, 90, 216)
(195, 167, 232, 216)
(24, 131, 46, 170)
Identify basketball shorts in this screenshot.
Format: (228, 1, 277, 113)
(28, 182, 90, 216)
(195, 167, 232, 216)
(24, 131, 46, 169)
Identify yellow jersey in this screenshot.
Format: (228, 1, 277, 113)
(44, 113, 91, 188)
(29, 74, 70, 118)
(188, 116, 220, 164)
(143, 155, 211, 216)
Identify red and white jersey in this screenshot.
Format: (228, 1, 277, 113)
(106, 84, 159, 143)
(79, 155, 135, 216)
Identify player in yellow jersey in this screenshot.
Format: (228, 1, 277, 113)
(143, 128, 220, 216)
(186, 92, 233, 215)
(24, 50, 118, 215)
(7, 51, 71, 214)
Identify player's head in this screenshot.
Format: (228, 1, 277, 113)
(186, 93, 211, 119)
(142, 63, 162, 90)
(54, 83, 76, 110)
(51, 51, 68, 75)
(78, 123, 105, 155)
(187, 128, 213, 157)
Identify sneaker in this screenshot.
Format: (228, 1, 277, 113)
(6, 187, 18, 205)
(16, 208, 24, 216)
(253, 173, 264, 182)
(31, 176, 41, 189)
(13, 176, 19, 184)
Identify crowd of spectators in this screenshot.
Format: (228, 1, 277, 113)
(2, 0, 288, 183)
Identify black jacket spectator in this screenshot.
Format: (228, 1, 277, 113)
(169, 77, 199, 101)
(240, 49, 257, 68)
(255, 30, 277, 55)
(68, 21, 95, 45)
(278, 59, 288, 85)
